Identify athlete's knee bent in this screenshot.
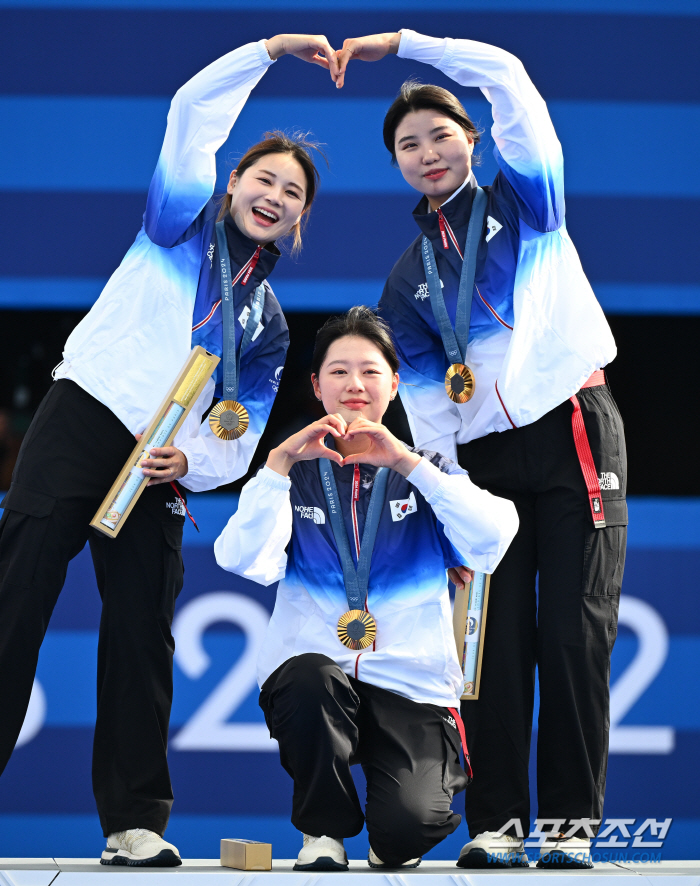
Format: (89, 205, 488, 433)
(368, 795, 460, 866)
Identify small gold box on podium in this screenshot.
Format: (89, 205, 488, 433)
(220, 839, 272, 871)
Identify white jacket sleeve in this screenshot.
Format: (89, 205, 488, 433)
(144, 40, 275, 247)
(214, 466, 292, 586)
(398, 29, 565, 233)
(174, 377, 265, 492)
(406, 456, 518, 574)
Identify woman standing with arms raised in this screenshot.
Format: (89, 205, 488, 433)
(333, 31, 627, 869)
(0, 34, 337, 866)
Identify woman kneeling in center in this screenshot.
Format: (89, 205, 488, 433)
(214, 307, 518, 870)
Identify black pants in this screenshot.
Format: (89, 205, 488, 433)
(259, 653, 469, 866)
(457, 384, 627, 839)
(0, 380, 186, 837)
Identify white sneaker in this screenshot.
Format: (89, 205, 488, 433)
(368, 847, 421, 869)
(537, 834, 592, 869)
(294, 834, 348, 871)
(100, 829, 182, 867)
(457, 831, 529, 868)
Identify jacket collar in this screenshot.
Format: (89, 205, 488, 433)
(412, 174, 477, 247)
(223, 211, 281, 288)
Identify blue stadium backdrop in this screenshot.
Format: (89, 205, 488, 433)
(0, 0, 699, 862)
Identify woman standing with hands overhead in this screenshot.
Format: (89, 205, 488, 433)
(332, 31, 627, 869)
(0, 33, 337, 866)
(215, 307, 518, 871)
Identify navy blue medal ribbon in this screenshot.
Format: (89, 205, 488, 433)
(420, 186, 487, 403)
(318, 458, 388, 650)
(208, 220, 266, 440)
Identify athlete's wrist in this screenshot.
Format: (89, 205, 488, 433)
(264, 35, 285, 60)
(392, 450, 422, 477)
(266, 446, 295, 477)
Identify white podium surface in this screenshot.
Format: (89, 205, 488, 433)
(1, 859, 700, 886)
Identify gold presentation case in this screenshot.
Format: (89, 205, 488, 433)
(452, 571, 491, 700)
(90, 346, 219, 539)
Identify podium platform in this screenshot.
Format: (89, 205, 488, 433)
(2, 859, 700, 886)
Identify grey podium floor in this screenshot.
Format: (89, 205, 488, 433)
(1, 859, 700, 886)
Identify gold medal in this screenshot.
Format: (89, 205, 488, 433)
(337, 610, 377, 650)
(209, 400, 249, 440)
(445, 363, 475, 404)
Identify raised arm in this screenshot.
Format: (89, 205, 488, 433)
(403, 29, 564, 233)
(145, 41, 274, 247)
(336, 29, 564, 233)
(145, 34, 339, 247)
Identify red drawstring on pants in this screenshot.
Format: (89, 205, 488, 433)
(448, 707, 472, 778)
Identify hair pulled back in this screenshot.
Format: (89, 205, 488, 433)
(383, 80, 482, 166)
(218, 130, 325, 256)
(311, 306, 400, 378)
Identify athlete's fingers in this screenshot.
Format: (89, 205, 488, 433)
(340, 449, 374, 467)
(326, 413, 348, 434)
(457, 565, 475, 583)
(309, 37, 338, 80)
(447, 567, 465, 589)
(335, 44, 355, 88)
(319, 443, 343, 465)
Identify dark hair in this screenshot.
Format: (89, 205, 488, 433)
(383, 80, 482, 166)
(217, 130, 325, 256)
(311, 306, 400, 377)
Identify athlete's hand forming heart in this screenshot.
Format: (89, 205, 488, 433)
(334, 32, 401, 89)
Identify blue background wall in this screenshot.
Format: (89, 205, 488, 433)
(1, 0, 699, 862)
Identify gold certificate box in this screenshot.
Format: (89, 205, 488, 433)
(453, 571, 491, 700)
(220, 839, 272, 871)
(90, 346, 220, 539)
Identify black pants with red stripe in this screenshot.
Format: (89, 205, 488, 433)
(259, 653, 469, 865)
(457, 383, 627, 839)
(0, 380, 186, 837)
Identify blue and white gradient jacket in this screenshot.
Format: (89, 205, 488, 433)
(379, 31, 617, 460)
(214, 450, 518, 707)
(55, 41, 288, 492)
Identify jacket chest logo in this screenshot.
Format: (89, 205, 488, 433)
(294, 505, 326, 525)
(415, 278, 443, 301)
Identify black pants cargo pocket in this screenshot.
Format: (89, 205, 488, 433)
(0, 485, 57, 588)
(582, 498, 628, 597)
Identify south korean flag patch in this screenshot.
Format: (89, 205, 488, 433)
(390, 491, 417, 522)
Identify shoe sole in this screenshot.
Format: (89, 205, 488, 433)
(457, 848, 529, 869)
(368, 858, 421, 869)
(100, 850, 182, 867)
(537, 851, 593, 870)
(294, 857, 348, 872)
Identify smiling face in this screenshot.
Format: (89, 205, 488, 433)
(394, 108, 474, 210)
(227, 153, 307, 244)
(312, 335, 399, 426)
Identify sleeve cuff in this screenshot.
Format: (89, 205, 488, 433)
(258, 39, 277, 67)
(258, 464, 292, 491)
(397, 29, 448, 66)
(406, 456, 444, 501)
